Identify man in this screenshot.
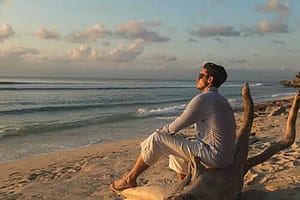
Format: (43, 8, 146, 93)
(110, 62, 236, 192)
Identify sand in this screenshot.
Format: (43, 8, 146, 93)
(0, 97, 299, 200)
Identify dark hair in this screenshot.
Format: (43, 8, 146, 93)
(203, 62, 227, 88)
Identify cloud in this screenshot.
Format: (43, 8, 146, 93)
(213, 37, 224, 43)
(68, 39, 144, 62)
(255, 20, 288, 35)
(147, 53, 177, 62)
(105, 39, 144, 62)
(287, 49, 300, 53)
(270, 39, 286, 45)
(256, 0, 289, 18)
(229, 59, 247, 64)
(0, 24, 15, 42)
(188, 38, 197, 43)
(33, 28, 60, 40)
(191, 25, 240, 37)
(240, 25, 256, 37)
(0, 0, 10, 5)
(0, 46, 39, 61)
(67, 24, 112, 43)
(68, 44, 95, 61)
(240, 20, 289, 36)
(116, 19, 170, 42)
(191, 20, 289, 38)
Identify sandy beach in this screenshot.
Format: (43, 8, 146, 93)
(0, 97, 299, 200)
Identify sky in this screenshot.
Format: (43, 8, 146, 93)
(0, 0, 299, 79)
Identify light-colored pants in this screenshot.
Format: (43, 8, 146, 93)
(140, 131, 216, 175)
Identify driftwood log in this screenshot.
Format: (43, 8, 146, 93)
(166, 83, 300, 200)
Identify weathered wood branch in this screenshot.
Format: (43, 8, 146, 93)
(244, 91, 300, 173)
(233, 83, 254, 167)
(237, 82, 255, 137)
(166, 87, 299, 200)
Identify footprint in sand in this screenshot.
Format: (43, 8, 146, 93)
(81, 159, 101, 173)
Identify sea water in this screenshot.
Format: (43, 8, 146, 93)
(0, 76, 297, 162)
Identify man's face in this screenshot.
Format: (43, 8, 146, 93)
(196, 68, 212, 91)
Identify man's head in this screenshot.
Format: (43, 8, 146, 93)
(196, 62, 227, 91)
(203, 62, 227, 88)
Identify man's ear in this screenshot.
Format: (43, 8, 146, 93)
(208, 76, 214, 85)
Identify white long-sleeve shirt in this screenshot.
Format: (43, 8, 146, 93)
(164, 87, 236, 167)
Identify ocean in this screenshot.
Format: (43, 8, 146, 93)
(0, 76, 297, 162)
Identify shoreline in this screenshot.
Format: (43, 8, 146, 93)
(0, 138, 143, 179)
(1, 94, 296, 163)
(0, 96, 299, 199)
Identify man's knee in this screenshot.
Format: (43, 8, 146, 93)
(151, 131, 163, 141)
(146, 131, 165, 146)
(140, 131, 164, 165)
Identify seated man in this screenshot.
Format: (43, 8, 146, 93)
(110, 62, 236, 191)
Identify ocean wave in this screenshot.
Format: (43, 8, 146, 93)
(271, 92, 295, 98)
(0, 104, 185, 139)
(0, 80, 265, 91)
(0, 85, 194, 91)
(223, 83, 263, 87)
(0, 81, 32, 84)
(4, 85, 269, 91)
(0, 126, 20, 138)
(0, 103, 183, 139)
(0, 112, 141, 139)
(228, 98, 242, 108)
(0, 104, 188, 139)
(0, 81, 81, 85)
(137, 104, 185, 117)
(0, 98, 189, 115)
(156, 116, 177, 120)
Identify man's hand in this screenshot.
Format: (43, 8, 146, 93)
(156, 127, 165, 133)
(156, 126, 176, 135)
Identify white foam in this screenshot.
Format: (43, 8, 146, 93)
(271, 92, 295, 98)
(0, 126, 20, 138)
(223, 83, 263, 87)
(137, 104, 186, 117)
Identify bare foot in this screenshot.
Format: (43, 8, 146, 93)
(110, 177, 137, 192)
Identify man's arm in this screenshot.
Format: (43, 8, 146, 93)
(162, 95, 203, 134)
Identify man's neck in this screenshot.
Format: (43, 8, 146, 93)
(201, 88, 209, 93)
(201, 86, 218, 93)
